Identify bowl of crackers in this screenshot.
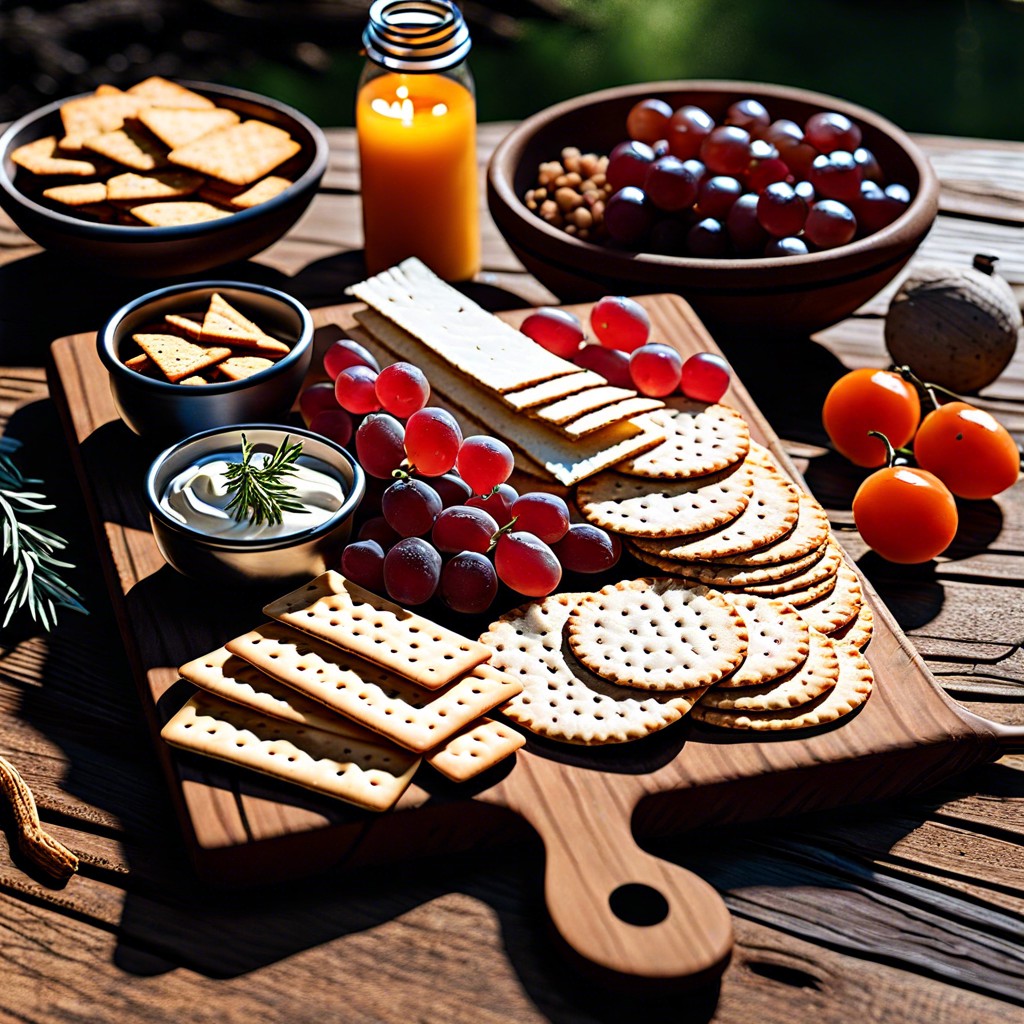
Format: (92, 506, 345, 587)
(487, 80, 938, 337)
(0, 76, 327, 277)
(98, 280, 314, 442)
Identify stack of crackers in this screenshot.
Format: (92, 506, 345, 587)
(161, 571, 527, 812)
(345, 258, 668, 488)
(123, 292, 291, 385)
(11, 77, 302, 226)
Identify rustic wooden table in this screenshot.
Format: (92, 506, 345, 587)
(0, 124, 1021, 1023)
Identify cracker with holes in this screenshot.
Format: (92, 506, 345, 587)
(11, 136, 101, 176)
(692, 636, 872, 731)
(828, 600, 873, 650)
(133, 333, 231, 383)
(206, 292, 290, 355)
(739, 540, 841, 598)
(566, 579, 748, 692)
(480, 593, 701, 745)
(263, 570, 491, 690)
(168, 119, 301, 186)
(711, 491, 832, 567)
(616, 399, 751, 479)
(139, 106, 240, 149)
(715, 594, 811, 687)
(769, 570, 838, 608)
(700, 625, 838, 710)
(226, 621, 519, 753)
(160, 691, 420, 812)
(105, 169, 205, 201)
(425, 719, 525, 782)
(798, 558, 863, 634)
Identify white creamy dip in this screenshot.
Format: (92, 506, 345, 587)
(160, 452, 345, 540)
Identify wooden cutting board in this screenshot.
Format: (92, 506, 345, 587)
(47, 292, 1017, 990)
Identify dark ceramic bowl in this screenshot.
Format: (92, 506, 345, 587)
(146, 423, 364, 587)
(98, 281, 313, 443)
(0, 81, 327, 277)
(487, 80, 939, 337)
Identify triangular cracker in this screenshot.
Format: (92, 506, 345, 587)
(42, 182, 108, 207)
(217, 356, 275, 381)
(133, 333, 230, 383)
(164, 314, 204, 340)
(206, 293, 290, 354)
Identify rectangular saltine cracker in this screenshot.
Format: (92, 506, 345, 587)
(425, 718, 525, 782)
(500, 370, 606, 411)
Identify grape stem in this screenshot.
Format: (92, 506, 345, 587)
(892, 364, 961, 413)
(391, 467, 411, 481)
(487, 516, 519, 553)
(867, 430, 897, 468)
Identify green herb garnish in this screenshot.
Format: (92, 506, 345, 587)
(0, 436, 87, 631)
(223, 434, 310, 527)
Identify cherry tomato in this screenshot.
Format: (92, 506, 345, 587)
(822, 368, 920, 468)
(853, 465, 958, 564)
(913, 401, 1020, 500)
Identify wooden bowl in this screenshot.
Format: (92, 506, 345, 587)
(487, 80, 939, 338)
(0, 81, 328, 278)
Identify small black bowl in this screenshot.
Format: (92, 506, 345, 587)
(0, 81, 328, 277)
(98, 280, 314, 444)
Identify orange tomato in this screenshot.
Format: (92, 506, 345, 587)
(822, 368, 921, 468)
(913, 401, 1020, 500)
(853, 465, 958, 564)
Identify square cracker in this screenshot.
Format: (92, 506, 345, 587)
(263, 570, 491, 690)
(356, 311, 664, 487)
(226, 620, 521, 753)
(161, 691, 420, 812)
(348, 259, 581, 394)
(42, 181, 108, 207)
(133, 333, 230, 382)
(168, 120, 301, 186)
(84, 124, 168, 171)
(11, 136, 99, 176)
(139, 106, 238, 148)
(106, 169, 204, 201)
(127, 77, 215, 109)
(59, 91, 147, 149)
(131, 201, 232, 227)
(229, 175, 293, 209)
(425, 719, 525, 782)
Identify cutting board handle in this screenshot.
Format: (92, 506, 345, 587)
(512, 776, 733, 989)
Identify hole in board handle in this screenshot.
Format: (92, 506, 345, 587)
(608, 883, 670, 927)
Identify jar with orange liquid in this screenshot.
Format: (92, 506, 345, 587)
(357, 0, 480, 282)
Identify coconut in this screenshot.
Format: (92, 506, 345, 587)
(884, 254, 1021, 393)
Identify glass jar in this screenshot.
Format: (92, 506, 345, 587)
(356, 0, 480, 281)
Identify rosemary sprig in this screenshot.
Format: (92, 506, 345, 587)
(223, 434, 310, 527)
(0, 436, 87, 632)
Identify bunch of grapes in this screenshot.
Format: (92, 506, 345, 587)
(300, 337, 621, 614)
(537, 96, 911, 259)
(521, 295, 733, 403)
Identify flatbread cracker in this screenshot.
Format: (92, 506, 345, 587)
(715, 594, 811, 687)
(501, 370, 606, 411)
(11, 136, 99, 176)
(161, 691, 420, 812)
(529, 385, 638, 426)
(561, 396, 666, 439)
(481, 593, 700, 745)
(566, 578, 748, 691)
(168, 119, 301, 186)
(263, 570, 491, 690)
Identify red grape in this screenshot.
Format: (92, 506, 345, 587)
(440, 552, 498, 614)
(809, 151, 862, 203)
(457, 435, 515, 495)
(520, 307, 585, 359)
(604, 186, 654, 245)
(779, 140, 817, 180)
(375, 361, 430, 418)
(431, 472, 472, 508)
(573, 343, 632, 388)
(726, 98, 770, 133)
(725, 193, 769, 254)
(627, 98, 673, 144)
(607, 140, 656, 191)
(804, 111, 861, 154)
(630, 343, 683, 397)
(381, 477, 442, 537)
(335, 365, 381, 415)
(765, 236, 810, 257)
(756, 181, 808, 237)
(308, 408, 353, 447)
(680, 352, 731, 402)
(856, 180, 907, 234)
(494, 531, 562, 597)
(404, 407, 462, 476)
(552, 523, 621, 574)
(700, 125, 751, 176)
(358, 515, 400, 550)
(853, 147, 883, 183)
(764, 119, 804, 150)
(643, 155, 700, 212)
(323, 338, 380, 380)
(590, 295, 651, 352)
(355, 412, 406, 478)
(467, 482, 518, 526)
(745, 153, 790, 194)
(299, 381, 339, 426)
(794, 179, 816, 203)
(341, 539, 386, 593)
(686, 217, 728, 258)
(432, 504, 499, 554)
(666, 105, 714, 160)
(695, 175, 743, 219)
(510, 492, 570, 544)
(804, 199, 857, 248)
(383, 537, 441, 605)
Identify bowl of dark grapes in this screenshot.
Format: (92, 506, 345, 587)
(487, 80, 939, 337)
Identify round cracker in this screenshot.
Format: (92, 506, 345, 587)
(739, 540, 842, 597)
(770, 569, 838, 608)
(700, 625, 837, 708)
(575, 459, 753, 539)
(828, 599, 873, 650)
(566, 578, 748, 691)
(480, 593, 696, 745)
(692, 635, 872, 730)
(629, 540, 827, 587)
(715, 595, 811, 687)
(714, 492, 832, 567)
(629, 461, 800, 559)
(615, 399, 751, 479)
(798, 558, 863, 633)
